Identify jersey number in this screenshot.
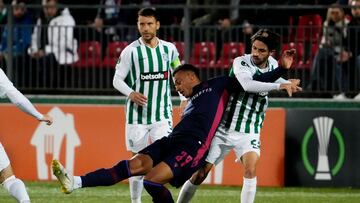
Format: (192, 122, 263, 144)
(251, 139, 260, 149)
(175, 151, 193, 167)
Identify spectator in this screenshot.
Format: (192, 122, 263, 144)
(184, 0, 231, 59)
(0, 0, 32, 82)
(28, 0, 78, 88)
(309, 4, 350, 99)
(0, 0, 7, 30)
(90, 0, 122, 42)
(348, 0, 360, 99)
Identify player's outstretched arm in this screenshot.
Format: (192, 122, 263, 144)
(6, 88, 48, 120)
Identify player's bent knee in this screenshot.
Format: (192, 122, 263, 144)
(243, 166, 257, 178)
(129, 154, 153, 175)
(0, 165, 14, 184)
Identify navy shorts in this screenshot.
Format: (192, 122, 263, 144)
(139, 135, 207, 187)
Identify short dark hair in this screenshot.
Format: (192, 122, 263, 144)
(12, 0, 27, 6)
(138, 7, 159, 21)
(173, 64, 200, 79)
(251, 29, 281, 52)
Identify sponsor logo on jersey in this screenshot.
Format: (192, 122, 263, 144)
(241, 60, 250, 67)
(258, 92, 268, 96)
(190, 87, 213, 102)
(140, 71, 169, 81)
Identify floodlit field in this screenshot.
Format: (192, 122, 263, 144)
(1, 182, 360, 203)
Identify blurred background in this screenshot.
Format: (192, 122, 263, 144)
(0, 0, 359, 99)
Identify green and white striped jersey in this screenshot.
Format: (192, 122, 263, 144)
(115, 38, 180, 124)
(224, 54, 279, 134)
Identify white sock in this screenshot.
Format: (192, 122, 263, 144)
(2, 175, 31, 203)
(241, 177, 257, 203)
(177, 180, 198, 203)
(73, 176, 82, 190)
(129, 176, 144, 203)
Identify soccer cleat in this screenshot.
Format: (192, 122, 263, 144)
(52, 159, 74, 194)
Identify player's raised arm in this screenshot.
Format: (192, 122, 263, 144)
(0, 69, 53, 125)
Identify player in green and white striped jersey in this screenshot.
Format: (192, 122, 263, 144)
(177, 29, 301, 203)
(112, 8, 185, 203)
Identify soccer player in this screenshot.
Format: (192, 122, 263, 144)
(0, 68, 53, 203)
(176, 29, 301, 203)
(52, 61, 299, 202)
(112, 7, 186, 203)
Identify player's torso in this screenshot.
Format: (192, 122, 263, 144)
(173, 77, 231, 142)
(224, 54, 277, 134)
(125, 40, 176, 125)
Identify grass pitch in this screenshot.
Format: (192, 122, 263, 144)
(0, 181, 360, 203)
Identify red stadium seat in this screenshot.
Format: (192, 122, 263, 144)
(74, 41, 102, 68)
(216, 42, 245, 69)
(102, 41, 128, 68)
(190, 42, 216, 68)
(296, 14, 322, 43)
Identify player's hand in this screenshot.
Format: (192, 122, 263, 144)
(279, 83, 294, 97)
(40, 115, 53, 125)
(129, 92, 147, 106)
(289, 79, 302, 93)
(281, 49, 296, 69)
(179, 100, 188, 117)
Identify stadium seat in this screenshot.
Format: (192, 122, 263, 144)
(216, 42, 245, 69)
(102, 41, 128, 68)
(190, 42, 216, 68)
(296, 14, 322, 43)
(74, 41, 102, 68)
(281, 42, 308, 69)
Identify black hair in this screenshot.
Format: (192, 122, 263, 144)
(138, 7, 159, 21)
(251, 29, 281, 52)
(173, 64, 200, 79)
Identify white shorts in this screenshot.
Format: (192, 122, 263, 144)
(206, 125, 261, 165)
(0, 142, 10, 171)
(125, 119, 172, 153)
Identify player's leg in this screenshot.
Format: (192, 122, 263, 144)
(52, 153, 153, 194)
(143, 161, 175, 203)
(136, 119, 172, 203)
(177, 127, 232, 203)
(126, 124, 149, 203)
(235, 133, 260, 203)
(177, 162, 213, 203)
(0, 143, 30, 203)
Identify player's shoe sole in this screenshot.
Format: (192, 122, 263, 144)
(52, 159, 74, 194)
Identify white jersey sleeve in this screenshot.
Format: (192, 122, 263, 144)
(113, 45, 134, 97)
(233, 56, 280, 93)
(0, 69, 14, 98)
(0, 69, 43, 120)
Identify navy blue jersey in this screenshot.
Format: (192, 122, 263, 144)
(172, 76, 240, 141)
(170, 76, 241, 165)
(139, 68, 286, 187)
(140, 76, 242, 187)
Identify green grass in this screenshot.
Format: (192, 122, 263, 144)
(1, 181, 360, 203)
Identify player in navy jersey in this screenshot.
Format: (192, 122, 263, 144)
(52, 63, 298, 202)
